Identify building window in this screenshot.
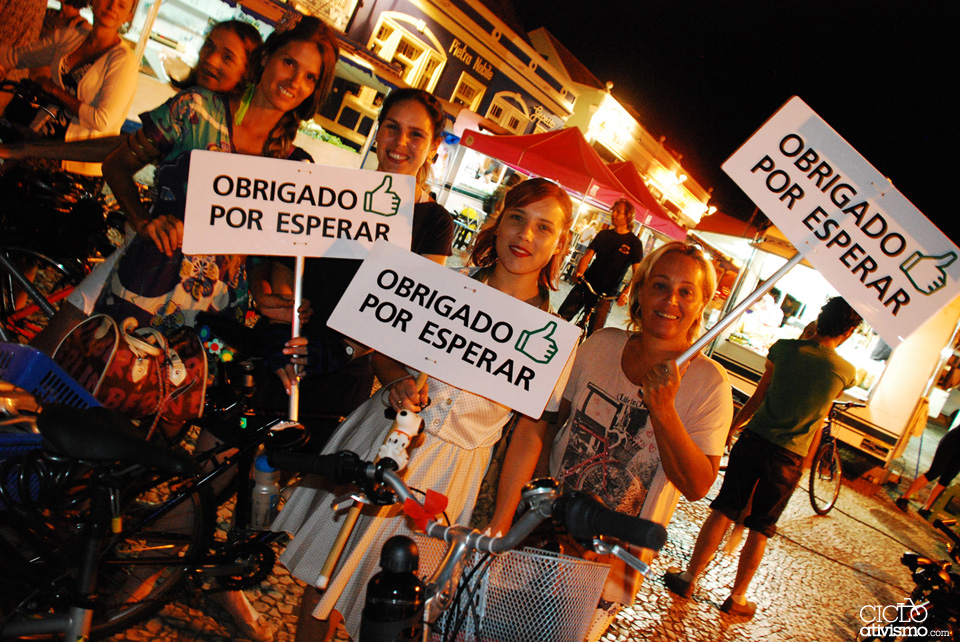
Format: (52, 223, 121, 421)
(367, 13, 445, 92)
(295, 0, 359, 31)
(485, 92, 529, 134)
(452, 72, 485, 111)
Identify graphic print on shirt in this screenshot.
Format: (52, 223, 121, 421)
(556, 383, 657, 515)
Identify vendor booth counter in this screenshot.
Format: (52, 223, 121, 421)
(696, 226, 960, 468)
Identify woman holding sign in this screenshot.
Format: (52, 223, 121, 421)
(28, 19, 264, 354)
(282, 88, 456, 415)
(274, 178, 574, 642)
(93, 15, 338, 331)
(532, 241, 732, 617)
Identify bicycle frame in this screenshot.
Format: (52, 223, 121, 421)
(1, 481, 115, 640)
(0, 250, 60, 342)
(105, 416, 299, 576)
(0, 403, 302, 639)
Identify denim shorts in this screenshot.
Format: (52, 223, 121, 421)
(710, 431, 804, 538)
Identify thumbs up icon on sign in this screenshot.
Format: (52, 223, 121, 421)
(900, 251, 957, 295)
(364, 175, 401, 216)
(515, 321, 559, 364)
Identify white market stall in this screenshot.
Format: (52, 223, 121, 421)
(693, 97, 960, 468)
(694, 224, 960, 465)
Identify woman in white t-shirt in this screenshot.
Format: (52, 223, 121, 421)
(525, 241, 734, 607)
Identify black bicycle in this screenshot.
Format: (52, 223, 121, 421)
(809, 399, 865, 515)
(0, 78, 71, 143)
(571, 277, 616, 342)
(0, 333, 309, 639)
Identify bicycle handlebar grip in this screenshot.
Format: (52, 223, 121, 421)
(268, 450, 368, 486)
(933, 519, 960, 547)
(557, 491, 667, 551)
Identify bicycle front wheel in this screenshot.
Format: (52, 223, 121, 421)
(91, 473, 213, 639)
(809, 440, 842, 515)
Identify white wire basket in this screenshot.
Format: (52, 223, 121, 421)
(416, 536, 611, 642)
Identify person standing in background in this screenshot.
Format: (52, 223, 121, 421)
(665, 297, 862, 617)
(0, 0, 44, 114)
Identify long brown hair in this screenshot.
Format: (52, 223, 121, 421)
(249, 16, 339, 158)
(376, 89, 446, 189)
(471, 178, 574, 291)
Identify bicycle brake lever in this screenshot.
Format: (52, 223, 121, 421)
(331, 492, 371, 512)
(593, 538, 651, 576)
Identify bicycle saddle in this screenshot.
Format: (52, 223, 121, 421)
(37, 404, 195, 476)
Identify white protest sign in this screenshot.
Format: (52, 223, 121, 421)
(182, 150, 414, 258)
(328, 241, 580, 418)
(722, 96, 960, 346)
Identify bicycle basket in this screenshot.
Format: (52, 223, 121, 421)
(417, 537, 610, 642)
(0, 343, 99, 409)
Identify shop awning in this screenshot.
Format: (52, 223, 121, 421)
(460, 127, 685, 239)
(692, 210, 766, 239)
(607, 161, 686, 240)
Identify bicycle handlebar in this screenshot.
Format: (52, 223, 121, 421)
(933, 518, 960, 550)
(556, 490, 667, 550)
(269, 449, 667, 551)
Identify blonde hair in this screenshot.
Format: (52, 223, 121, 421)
(626, 241, 718, 343)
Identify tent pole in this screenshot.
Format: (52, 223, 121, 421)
(571, 178, 594, 233)
(676, 251, 806, 367)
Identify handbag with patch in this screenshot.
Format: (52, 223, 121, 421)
(53, 315, 207, 440)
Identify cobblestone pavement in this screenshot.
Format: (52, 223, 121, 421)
(105, 464, 958, 642)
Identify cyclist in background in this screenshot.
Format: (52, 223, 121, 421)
(558, 198, 643, 336)
(665, 296, 861, 618)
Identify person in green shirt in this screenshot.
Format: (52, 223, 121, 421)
(664, 296, 862, 617)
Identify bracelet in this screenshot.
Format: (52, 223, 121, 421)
(125, 133, 155, 164)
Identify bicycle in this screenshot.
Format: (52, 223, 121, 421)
(0, 338, 309, 639)
(0, 78, 71, 143)
(809, 399, 865, 515)
(1, 80, 129, 343)
(270, 447, 668, 642)
(858, 518, 960, 641)
(0, 246, 86, 342)
(570, 277, 617, 342)
(0, 401, 195, 641)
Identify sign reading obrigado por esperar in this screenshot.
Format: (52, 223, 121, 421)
(328, 241, 580, 418)
(182, 150, 414, 258)
(722, 96, 960, 346)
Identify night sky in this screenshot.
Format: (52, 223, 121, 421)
(515, 1, 955, 238)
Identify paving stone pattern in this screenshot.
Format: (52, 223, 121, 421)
(106, 468, 957, 642)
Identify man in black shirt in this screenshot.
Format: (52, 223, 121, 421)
(558, 198, 644, 335)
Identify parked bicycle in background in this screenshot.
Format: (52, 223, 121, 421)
(809, 400, 866, 515)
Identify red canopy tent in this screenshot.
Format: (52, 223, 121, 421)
(607, 161, 686, 240)
(459, 127, 625, 206)
(459, 128, 687, 240)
